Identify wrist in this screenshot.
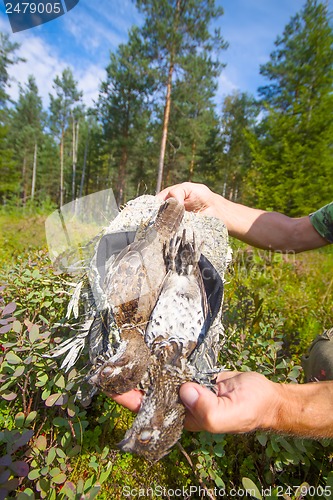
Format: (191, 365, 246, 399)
(257, 380, 285, 432)
(258, 381, 333, 439)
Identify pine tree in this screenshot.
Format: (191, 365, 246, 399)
(98, 28, 154, 204)
(0, 32, 24, 203)
(8, 76, 46, 203)
(165, 52, 222, 185)
(219, 91, 259, 201)
(49, 68, 83, 206)
(135, 0, 227, 192)
(247, 0, 333, 214)
(0, 32, 24, 110)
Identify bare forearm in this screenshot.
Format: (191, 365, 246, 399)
(210, 193, 327, 253)
(264, 381, 333, 439)
(158, 182, 328, 253)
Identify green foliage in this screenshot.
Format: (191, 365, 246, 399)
(0, 217, 333, 498)
(0, 33, 24, 109)
(245, 0, 333, 214)
(7, 76, 47, 204)
(97, 27, 155, 204)
(199, 91, 259, 201)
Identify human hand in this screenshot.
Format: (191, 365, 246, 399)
(180, 371, 281, 433)
(106, 371, 281, 434)
(105, 388, 143, 413)
(157, 182, 219, 218)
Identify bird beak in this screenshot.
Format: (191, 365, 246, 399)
(118, 435, 135, 452)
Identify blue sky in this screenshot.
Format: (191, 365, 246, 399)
(0, 0, 332, 108)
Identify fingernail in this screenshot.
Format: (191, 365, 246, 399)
(181, 386, 199, 408)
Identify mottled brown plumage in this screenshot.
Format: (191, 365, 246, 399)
(119, 232, 209, 461)
(88, 198, 185, 395)
(49, 195, 226, 460)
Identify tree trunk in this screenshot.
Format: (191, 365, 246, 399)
(117, 145, 128, 205)
(21, 155, 27, 206)
(156, 62, 174, 194)
(188, 141, 197, 181)
(72, 118, 79, 201)
(31, 142, 37, 201)
(155, 0, 183, 194)
(79, 128, 89, 198)
(60, 128, 64, 207)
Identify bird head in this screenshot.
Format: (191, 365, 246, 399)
(118, 389, 186, 461)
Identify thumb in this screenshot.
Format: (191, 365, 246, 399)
(180, 382, 222, 432)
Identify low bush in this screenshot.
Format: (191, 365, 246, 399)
(0, 242, 332, 499)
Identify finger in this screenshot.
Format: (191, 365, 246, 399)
(215, 370, 240, 383)
(180, 383, 229, 433)
(156, 184, 187, 204)
(214, 371, 241, 395)
(105, 389, 143, 413)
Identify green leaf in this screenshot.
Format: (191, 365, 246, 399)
(54, 374, 65, 389)
(37, 478, 51, 495)
(35, 435, 47, 451)
(59, 482, 76, 499)
(270, 437, 280, 452)
(67, 444, 81, 457)
(13, 365, 25, 377)
(40, 466, 50, 476)
(46, 447, 57, 466)
(1, 390, 18, 401)
(5, 351, 22, 364)
(99, 465, 112, 484)
(52, 417, 67, 427)
(213, 473, 225, 489)
(242, 477, 262, 500)
(12, 320, 22, 333)
(15, 412, 26, 428)
(256, 432, 268, 446)
(279, 436, 296, 455)
(28, 325, 40, 343)
(49, 467, 61, 477)
(76, 478, 84, 494)
(52, 473, 67, 485)
(100, 446, 109, 460)
(28, 468, 41, 480)
(35, 372, 48, 388)
(16, 488, 35, 499)
(41, 388, 51, 400)
(25, 411, 38, 426)
(45, 393, 62, 407)
(56, 448, 66, 459)
(213, 443, 225, 457)
(84, 486, 101, 499)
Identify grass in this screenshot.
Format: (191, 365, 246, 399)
(0, 206, 48, 266)
(225, 242, 333, 354)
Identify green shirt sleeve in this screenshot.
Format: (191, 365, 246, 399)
(309, 202, 333, 243)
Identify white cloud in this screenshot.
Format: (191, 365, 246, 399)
(4, 27, 106, 108)
(76, 65, 106, 107)
(7, 34, 67, 105)
(63, 9, 126, 54)
(216, 73, 238, 103)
